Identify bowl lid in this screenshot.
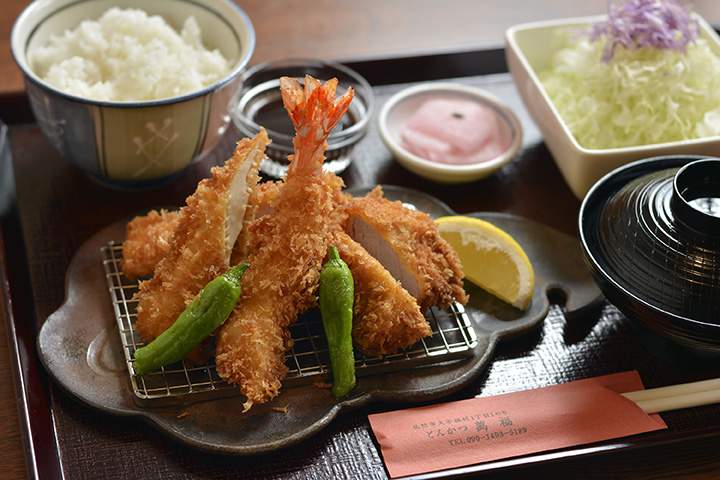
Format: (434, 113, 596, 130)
(580, 155, 720, 326)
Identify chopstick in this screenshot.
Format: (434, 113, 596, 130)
(622, 378, 720, 414)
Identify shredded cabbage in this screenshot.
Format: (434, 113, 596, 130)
(539, 29, 720, 149)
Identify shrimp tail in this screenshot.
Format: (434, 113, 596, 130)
(280, 75, 354, 177)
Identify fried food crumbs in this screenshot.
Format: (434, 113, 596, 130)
(314, 381, 332, 389)
(273, 404, 290, 414)
(177, 411, 190, 419)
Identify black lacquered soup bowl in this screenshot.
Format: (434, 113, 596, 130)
(579, 155, 720, 363)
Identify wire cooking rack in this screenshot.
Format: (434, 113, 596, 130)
(102, 242, 478, 407)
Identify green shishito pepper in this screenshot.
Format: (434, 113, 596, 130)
(319, 245, 356, 398)
(133, 263, 249, 376)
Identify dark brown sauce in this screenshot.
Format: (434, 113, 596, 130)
(251, 92, 358, 137)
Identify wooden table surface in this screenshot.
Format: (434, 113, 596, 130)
(3, 1, 720, 479)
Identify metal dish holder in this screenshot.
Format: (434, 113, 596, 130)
(102, 241, 478, 407)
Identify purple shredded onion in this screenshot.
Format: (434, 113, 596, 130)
(590, 0, 700, 62)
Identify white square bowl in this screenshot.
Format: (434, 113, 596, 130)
(505, 14, 720, 199)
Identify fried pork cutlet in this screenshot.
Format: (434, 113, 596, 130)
(122, 209, 180, 280)
(134, 130, 269, 364)
(332, 230, 431, 357)
(344, 187, 468, 313)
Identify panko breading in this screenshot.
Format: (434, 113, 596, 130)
(122, 209, 180, 279)
(134, 130, 268, 364)
(215, 76, 354, 410)
(126, 76, 471, 409)
(255, 171, 350, 221)
(332, 230, 431, 357)
(215, 178, 336, 408)
(344, 187, 468, 312)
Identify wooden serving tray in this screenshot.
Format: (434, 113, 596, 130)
(4, 48, 720, 479)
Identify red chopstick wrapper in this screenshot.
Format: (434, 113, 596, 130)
(368, 371, 666, 478)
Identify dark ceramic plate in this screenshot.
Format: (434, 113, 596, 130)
(37, 186, 603, 455)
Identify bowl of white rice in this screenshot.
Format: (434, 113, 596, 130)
(11, 0, 255, 188)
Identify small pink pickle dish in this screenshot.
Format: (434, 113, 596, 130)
(378, 83, 522, 184)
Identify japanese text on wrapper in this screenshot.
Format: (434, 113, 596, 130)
(412, 409, 528, 446)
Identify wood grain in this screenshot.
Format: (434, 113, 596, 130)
(0, 270, 28, 480)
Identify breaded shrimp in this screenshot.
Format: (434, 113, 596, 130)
(255, 171, 349, 220)
(344, 187, 468, 312)
(134, 130, 268, 363)
(331, 230, 431, 357)
(215, 76, 354, 410)
(122, 209, 180, 279)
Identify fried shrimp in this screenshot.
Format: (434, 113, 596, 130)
(215, 76, 354, 410)
(134, 130, 268, 363)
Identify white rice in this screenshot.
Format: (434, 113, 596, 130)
(31, 7, 231, 102)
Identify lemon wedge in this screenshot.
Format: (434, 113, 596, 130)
(435, 216, 534, 310)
